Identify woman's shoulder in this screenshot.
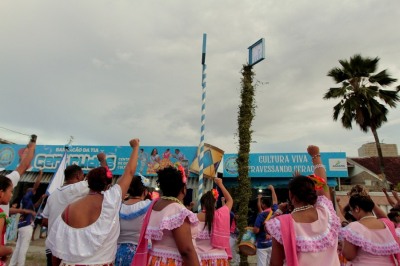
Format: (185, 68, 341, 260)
(146, 203, 198, 240)
(342, 221, 400, 255)
(155, 203, 198, 226)
(120, 199, 152, 220)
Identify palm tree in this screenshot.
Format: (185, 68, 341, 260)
(324, 54, 400, 186)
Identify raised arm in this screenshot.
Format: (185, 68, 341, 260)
(117, 138, 140, 200)
(32, 169, 43, 195)
(382, 188, 396, 208)
(97, 152, 108, 168)
(373, 203, 388, 219)
(392, 190, 400, 206)
(336, 197, 346, 217)
(269, 185, 278, 205)
(257, 194, 263, 213)
(307, 145, 330, 199)
(15, 135, 37, 176)
(214, 177, 233, 211)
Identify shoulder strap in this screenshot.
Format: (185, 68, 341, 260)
(277, 214, 299, 266)
(380, 218, 400, 264)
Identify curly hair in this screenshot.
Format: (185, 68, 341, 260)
(156, 166, 185, 197)
(348, 184, 369, 197)
(200, 191, 216, 233)
(86, 167, 112, 192)
(349, 194, 375, 213)
(288, 176, 318, 205)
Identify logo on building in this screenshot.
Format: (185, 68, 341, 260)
(225, 157, 238, 175)
(328, 158, 347, 171)
(0, 147, 15, 168)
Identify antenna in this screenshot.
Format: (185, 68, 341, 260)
(65, 136, 74, 150)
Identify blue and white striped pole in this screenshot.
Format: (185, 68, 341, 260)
(198, 33, 207, 211)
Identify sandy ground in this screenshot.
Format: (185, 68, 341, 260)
(7, 236, 47, 266)
(6, 229, 257, 266)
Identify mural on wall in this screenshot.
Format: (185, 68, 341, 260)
(0, 143, 224, 177)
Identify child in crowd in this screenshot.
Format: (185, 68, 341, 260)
(0, 176, 14, 265)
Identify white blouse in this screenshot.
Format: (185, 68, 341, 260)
(46, 184, 122, 264)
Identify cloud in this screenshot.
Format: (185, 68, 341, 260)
(1, 0, 400, 160)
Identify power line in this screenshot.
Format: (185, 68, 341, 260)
(0, 126, 31, 136)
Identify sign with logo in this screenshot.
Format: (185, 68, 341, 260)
(0, 144, 211, 176)
(223, 152, 348, 178)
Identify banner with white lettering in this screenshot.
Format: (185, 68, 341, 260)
(0, 145, 200, 176)
(223, 152, 348, 178)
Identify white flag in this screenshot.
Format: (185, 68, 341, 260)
(46, 152, 67, 195)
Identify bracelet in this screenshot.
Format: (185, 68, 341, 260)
(314, 164, 325, 170)
(312, 154, 321, 160)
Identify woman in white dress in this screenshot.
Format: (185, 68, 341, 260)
(46, 138, 140, 266)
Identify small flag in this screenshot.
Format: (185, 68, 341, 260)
(46, 152, 67, 195)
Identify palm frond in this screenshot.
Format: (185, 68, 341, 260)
(377, 89, 400, 107)
(369, 70, 397, 86)
(323, 87, 347, 99)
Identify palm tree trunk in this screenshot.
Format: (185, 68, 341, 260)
(371, 127, 387, 188)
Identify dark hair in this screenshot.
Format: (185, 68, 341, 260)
(86, 167, 112, 192)
(343, 204, 357, 222)
(200, 191, 216, 233)
(128, 176, 147, 197)
(64, 165, 83, 181)
(0, 175, 13, 192)
(348, 194, 375, 213)
(388, 212, 399, 223)
(157, 166, 184, 197)
(261, 197, 271, 208)
(288, 176, 318, 205)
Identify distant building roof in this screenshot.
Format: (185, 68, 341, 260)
(349, 157, 400, 185)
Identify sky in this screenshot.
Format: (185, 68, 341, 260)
(1, 0, 400, 158)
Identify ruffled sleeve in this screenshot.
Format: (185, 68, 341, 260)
(342, 221, 400, 256)
(266, 196, 340, 253)
(46, 184, 122, 262)
(265, 217, 283, 244)
(146, 203, 198, 240)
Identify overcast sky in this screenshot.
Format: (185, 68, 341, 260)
(1, 0, 400, 157)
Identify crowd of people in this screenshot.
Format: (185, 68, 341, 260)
(1, 138, 400, 265)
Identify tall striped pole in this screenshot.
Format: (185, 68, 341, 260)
(198, 33, 207, 211)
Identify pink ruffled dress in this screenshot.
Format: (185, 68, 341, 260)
(341, 220, 400, 265)
(196, 221, 229, 265)
(145, 202, 199, 266)
(266, 196, 341, 266)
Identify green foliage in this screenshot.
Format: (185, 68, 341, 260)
(325, 54, 399, 186)
(235, 64, 256, 265)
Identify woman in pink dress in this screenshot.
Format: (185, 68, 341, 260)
(196, 177, 233, 266)
(132, 165, 199, 266)
(341, 193, 400, 265)
(266, 145, 341, 266)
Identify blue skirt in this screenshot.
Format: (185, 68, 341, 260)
(115, 243, 137, 266)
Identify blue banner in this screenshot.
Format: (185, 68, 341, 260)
(223, 152, 348, 178)
(0, 144, 198, 176)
